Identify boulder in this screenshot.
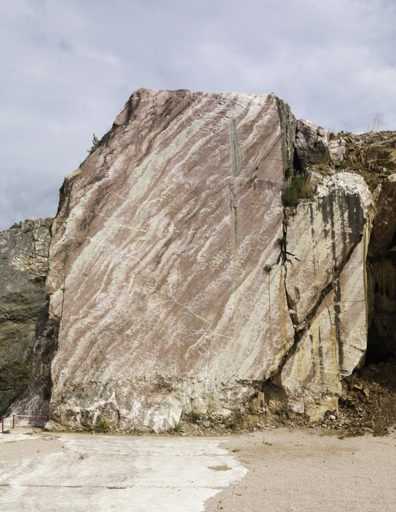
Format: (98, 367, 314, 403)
(328, 138, 346, 163)
(6, 90, 394, 430)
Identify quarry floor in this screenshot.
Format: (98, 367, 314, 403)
(0, 427, 395, 511)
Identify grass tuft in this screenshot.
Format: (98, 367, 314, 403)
(367, 120, 380, 142)
(95, 416, 110, 433)
(87, 134, 101, 155)
(188, 408, 200, 424)
(169, 420, 182, 433)
(282, 175, 313, 207)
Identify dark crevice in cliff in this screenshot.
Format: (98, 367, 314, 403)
(365, 324, 394, 365)
(6, 302, 59, 423)
(365, 220, 396, 367)
(59, 276, 67, 322)
(276, 97, 297, 170)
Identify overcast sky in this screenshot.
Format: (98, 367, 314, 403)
(1, 0, 395, 230)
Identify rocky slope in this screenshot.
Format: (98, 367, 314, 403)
(0, 219, 52, 416)
(2, 88, 396, 433)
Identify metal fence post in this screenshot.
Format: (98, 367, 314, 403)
(13, 415, 15, 428)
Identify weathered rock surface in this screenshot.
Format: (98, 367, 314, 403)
(0, 219, 52, 416)
(294, 119, 345, 168)
(280, 173, 372, 419)
(285, 172, 371, 326)
(46, 89, 296, 431)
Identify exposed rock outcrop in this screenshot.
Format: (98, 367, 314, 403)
(294, 119, 345, 168)
(0, 219, 52, 416)
(2, 89, 396, 433)
(280, 173, 372, 419)
(343, 130, 396, 191)
(7, 303, 58, 425)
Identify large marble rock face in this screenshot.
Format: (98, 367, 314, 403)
(0, 219, 52, 416)
(47, 89, 296, 431)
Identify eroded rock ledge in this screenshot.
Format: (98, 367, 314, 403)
(2, 89, 396, 432)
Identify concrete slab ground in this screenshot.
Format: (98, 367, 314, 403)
(0, 429, 246, 511)
(1, 427, 396, 511)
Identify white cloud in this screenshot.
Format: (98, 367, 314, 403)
(0, 0, 395, 229)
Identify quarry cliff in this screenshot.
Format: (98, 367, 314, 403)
(2, 88, 396, 432)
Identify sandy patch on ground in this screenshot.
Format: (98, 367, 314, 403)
(0, 433, 63, 461)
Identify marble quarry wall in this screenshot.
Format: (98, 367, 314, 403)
(2, 89, 396, 431)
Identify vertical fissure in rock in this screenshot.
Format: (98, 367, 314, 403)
(267, 229, 364, 391)
(333, 280, 344, 374)
(229, 118, 242, 341)
(230, 119, 242, 178)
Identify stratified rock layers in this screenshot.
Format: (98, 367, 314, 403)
(47, 89, 296, 431)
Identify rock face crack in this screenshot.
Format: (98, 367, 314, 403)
(266, 218, 364, 394)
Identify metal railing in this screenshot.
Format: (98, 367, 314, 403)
(0, 414, 48, 432)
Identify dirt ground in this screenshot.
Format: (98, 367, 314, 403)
(338, 359, 396, 435)
(0, 433, 63, 461)
(204, 427, 396, 512)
